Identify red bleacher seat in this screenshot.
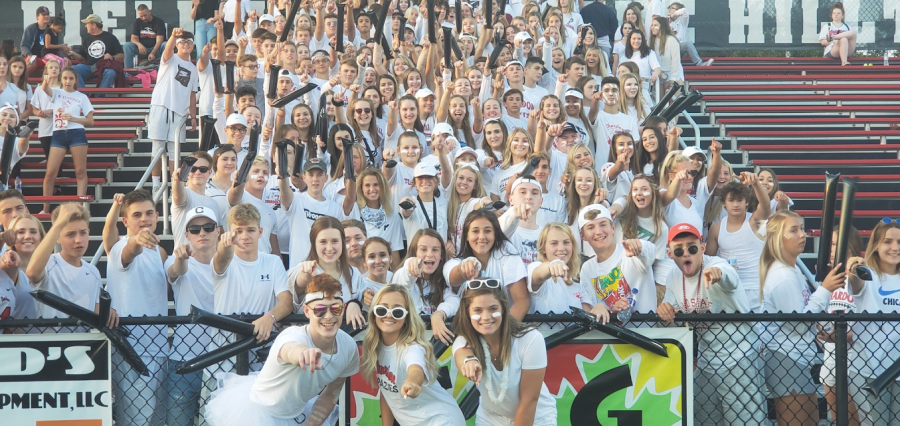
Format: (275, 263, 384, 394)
(30, 133, 135, 141)
(20, 162, 117, 169)
(25, 195, 94, 202)
(741, 144, 900, 151)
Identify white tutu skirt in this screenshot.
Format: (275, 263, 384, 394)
(204, 373, 337, 426)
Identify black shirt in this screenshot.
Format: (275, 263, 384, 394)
(22, 23, 47, 56)
(196, 0, 219, 21)
(81, 31, 124, 66)
(581, 1, 619, 45)
(41, 28, 62, 56)
(132, 16, 168, 49)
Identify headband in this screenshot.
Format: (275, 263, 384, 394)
(304, 291, 343, 304)
(456, 161, 479, 172)
(511, 177, 540, 192)
(0, 103, 19, 124)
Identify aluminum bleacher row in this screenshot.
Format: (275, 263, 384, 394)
(684, 56, 900, 266)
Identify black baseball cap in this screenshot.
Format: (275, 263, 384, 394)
(36, 6, 50, 15)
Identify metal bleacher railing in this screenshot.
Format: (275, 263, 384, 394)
(5, 311, 898, 425)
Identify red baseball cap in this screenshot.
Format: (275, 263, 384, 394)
(667, 223, 701, 243)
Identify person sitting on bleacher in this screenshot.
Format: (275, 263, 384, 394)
(68, 14, 124, 89)
(125, 4, 168, 69)
(19, 6, 51, 73)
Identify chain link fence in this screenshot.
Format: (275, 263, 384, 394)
(3, 312, 900, 425)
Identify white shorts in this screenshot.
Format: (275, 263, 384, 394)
(148, 105, 186, 160)
(764, 349, 818, 398)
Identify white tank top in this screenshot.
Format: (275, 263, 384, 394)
(715, 214, 764, 293)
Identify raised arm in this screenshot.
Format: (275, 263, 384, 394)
(102, 194, 124, 255)
(26, 204, 82, 284)
(162, 28, 181, 64)
(704, 139, 722, 191)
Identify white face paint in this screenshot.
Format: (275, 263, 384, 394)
(472, 311, 502, 321)
(490, 311, 501, 318)
(471, 314, 481, 320)
(366, 259, 376, 264)
(250, 174, 261, 179)
(381, 257, 389, 263)
(631, 190, 652, 196)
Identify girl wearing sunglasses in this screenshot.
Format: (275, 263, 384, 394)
(445, 210, 530, 321)
(360, 285, 465, 425)
(289, 216, 368, 329)
(206, 275, 359, 426)
(392, 229, 460, 345)
(172, 151, 222, 248)
(452, 284, 557, 425)
(343, 96, 383, 168)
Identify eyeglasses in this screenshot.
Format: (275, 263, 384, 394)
(187, 223, 218, 234)
(672, 245, 700, 257)
(882, 218, 900, 224)
(244, 64, 259, 70)
(313, 59, 329, 65)
(178, 39, 195, 45)
(373, 305, 409, 320)
(310, 302, 344, 318)
(190, 166, 210, 174)
(354, 108, 372, 115)
(466, 278, 501, 290)
(229, 127, 248, 134)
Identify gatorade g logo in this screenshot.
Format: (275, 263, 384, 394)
(571, 365, 642, 425)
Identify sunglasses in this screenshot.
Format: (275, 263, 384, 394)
(467, 278, 501, 290)
(673, 245, 700, 257)
(373, 305, 409, 320)
(187, 223, 218, 234)
(191, 166, 210, 174)
(310, 302, 344, 318)
(882, 218, 900, 224)
(354, 108, 372, 115)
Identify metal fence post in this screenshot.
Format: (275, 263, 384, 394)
(835, 317, 849, 426)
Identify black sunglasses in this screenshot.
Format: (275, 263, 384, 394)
(673, 245, 700, 257)
(187, 223, 218, 234)
(191, 166, 210, 174)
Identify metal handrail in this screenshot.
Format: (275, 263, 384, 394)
(681, 110, 701, 147)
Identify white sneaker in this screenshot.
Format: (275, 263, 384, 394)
(701, 58, 715, 66)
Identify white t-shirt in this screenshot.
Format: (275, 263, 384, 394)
(222, 0, 253, 23)
(49, 88, 94, 131)
(402, 197, 448, 245)
(31, 88, 55, 137)
(240, 191, 278, 254)
(172, 189, 224, 248)
(509, 226, 542, 265)
(250, 326, 359, 418)
(579, 241, 656, 313)
(106, 238, 168, 357)
(613, 215, 672, 286)
(377, 342, 465, 425)
(538, 190, 567, 227)
(451, 331, 557, 424)
(591, 110, 639, 167)
(31, 254, 102, 320)
(819, 22, 852, 57)
(661, 189, 704, 231)
(761, 261, 830, 364)
(443, 243, 527, 300)
(527, 261, 592, 316)
(621, 51, 662, 80)
(491, 161, 527, 203)
(643, 0, 665, 32)
(11, 270, 36, 319)
(262, 177, 296, 255)
(854, 273, 900, 378)
(356, 205, 405, 251)
(151, 55, 199, 116)
(165, 257, 214, 361)
(521, 85, 549, 120)
(392, 261, 460, 316)
(0, 273, 15, 322)
(213, 253, 289, 315)
(388, 162, 417, 206)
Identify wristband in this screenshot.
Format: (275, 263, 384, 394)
(332, 98, 345, 107)
(464, 355, 479, 364)
(265, 311, 277, 322)
(347, 299, 363, 309)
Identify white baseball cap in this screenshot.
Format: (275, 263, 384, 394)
(564, 88, 584, 99)
(514, 31, 533, 44)
(577, 204, 612, 230)
(259, 14, 275, 24)
(415, 88, 436, 99)
(185, 206, 219, 228)
(414, 162, 440, 177)
(432, 122, 453, 136)
(505, 59, 524, 70)
(682, 146, 707, 161)
(225, 114, 248, 128)
(455, 146, 477, 160)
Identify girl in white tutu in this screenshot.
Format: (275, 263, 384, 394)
(205, 274, 360, 426)
(360, 284, 466, 425)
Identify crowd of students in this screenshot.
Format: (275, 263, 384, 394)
(0, 0, 880, 425)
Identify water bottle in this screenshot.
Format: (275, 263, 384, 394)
(885, 54, 890, 66)
(617, 295, 636, 324)
(14, 176, 21, 191)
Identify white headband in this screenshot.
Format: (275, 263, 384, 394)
(304, 291, 343, 304)
(511, 177, 541, 192)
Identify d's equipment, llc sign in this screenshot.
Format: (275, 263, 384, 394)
(0, 333, 112, 425)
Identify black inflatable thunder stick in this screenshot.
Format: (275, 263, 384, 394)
(278, 0, 303, 43)
(224, 61, 236, 93)
(815, 172, 840, 281)
(199, 116, 220, 152)
(210, 58, 224, 94)
(178, 156, 199, 183)
(267, 64, 282, 100)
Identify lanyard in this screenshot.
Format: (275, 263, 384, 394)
(682, 260, 706, 313)
(417, 195, 437, 230)
(360, 135, 377, 165)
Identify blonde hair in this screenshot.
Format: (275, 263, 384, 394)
(51, 203, 90, 223)
(356, 168, 393, 216)
(361, 285, 438, 387)
(501, 128, 535, 169)
(617, 73, 648, 121)
(537, 223, 581, 284)
(251, 155, 269, 168)
(659, 151, 690, 188)
(9, 214, 47, 248)
(865, 222, 900, 278)
(448, 165, 486, 234)
(759, 211, 804, 300)
(227, 203, 261, 228)
(564, 166, 601, 225)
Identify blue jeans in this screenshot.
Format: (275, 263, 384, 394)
(166, 362, 203, 426)
(194, 19, 218, 56)
(124, 41, 167, 68)
(72, 63, 116, 88)
(112, 352, 167, 425)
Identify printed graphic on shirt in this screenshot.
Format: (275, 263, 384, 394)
(304, 208, 328, 221)
(139, 26, 159, 40)
(361, 207, 387, 230)
(590, 266, 631, 308)
(87, 40, 107, 59)
(175, 65, 192, 87)
(520, 238, 538, 264)
(636, 226, 654, 241)
(376, 362, 399, 393)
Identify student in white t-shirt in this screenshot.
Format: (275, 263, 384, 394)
(227, 156, 279, 254)
(759, 211, 844, 425)
(164, 206, 219, 426)
(102, 189, 169, 425)
(25, 203, 116, 325)
(444, 210, 530, 320)
(506, 177, 543, 265)
(360, 237, 393, 305)
(288, 216, 367, 328)
(342, 219, 368, 273)
(490, 128, 534, 203)
(172, 151, 223, 248)
(149, 28, 200, 187)
(612, 175, 672, 292)
(578, 204, 657, 317)
(705, 177, 771, 312)
(657, 151, 704, 231)
(38, 68, 93, 215)
(353, 168, 405, 267)
(361, 284, 466, 425)
(0, 105, 29, 173)
(452, 284, 557, 425)
(213, 203, 292, 343)
(205, 275, 359, 426)
(4, 214, 44, 320)
(588, 76, 638, 167)
(657, 223, 767, 425)
(400, 162, 449, 244)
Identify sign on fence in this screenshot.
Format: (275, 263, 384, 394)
(0, 333, 112, 426)
(1, 1, 899, 52)
(347, 327, 693, 426)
